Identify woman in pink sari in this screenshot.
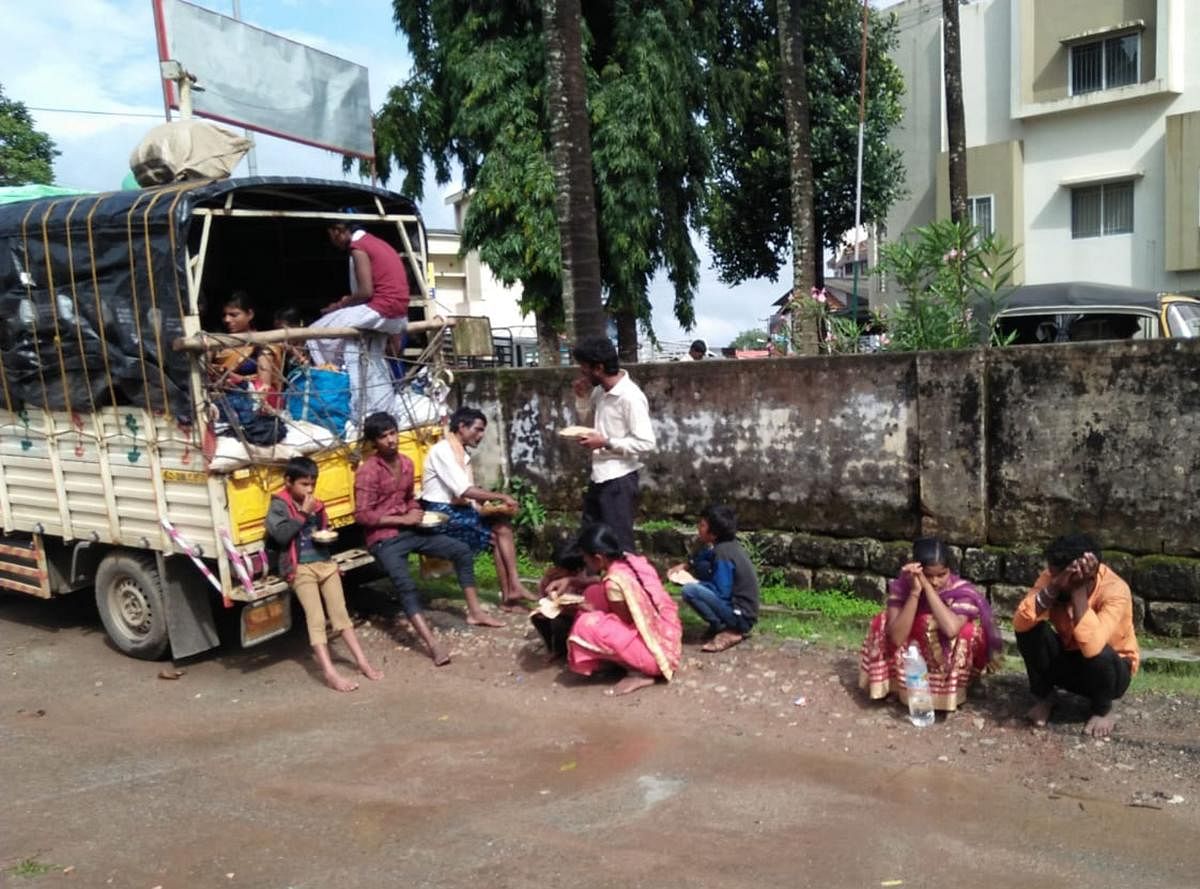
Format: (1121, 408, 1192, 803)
(557, 524, 683, 696)
(859, 537, 1002, 712)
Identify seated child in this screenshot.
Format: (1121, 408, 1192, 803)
(273, 305, 312, 378)
(266, 456, 383, 692)
(673, 504, 760, 652)
(531, 539, 587, 660)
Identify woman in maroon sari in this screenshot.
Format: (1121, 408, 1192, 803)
(859, 537, 1002, 712)
(552, 524, 682, 696)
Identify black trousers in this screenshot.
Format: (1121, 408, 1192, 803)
(581, 470, 640, 552)
(1015, 622, 1132, 716)
(370, 531, 474, 618)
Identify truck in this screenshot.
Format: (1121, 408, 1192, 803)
(0, 177, 444, 660)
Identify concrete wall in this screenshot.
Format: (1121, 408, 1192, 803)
(461, 338, 1200, 557)
(1025, 0, 1159, 104)
(1164, 110, 1200, 272)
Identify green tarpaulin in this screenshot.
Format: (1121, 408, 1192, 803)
(0, 184, 93, 205)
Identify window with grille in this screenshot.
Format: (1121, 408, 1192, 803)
(967, 195, 994, 239)
(1071, 181, 1134, 238)
(1070, 33, 1139, 95)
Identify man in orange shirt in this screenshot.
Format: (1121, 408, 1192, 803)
(1013, 533, 1139, 738)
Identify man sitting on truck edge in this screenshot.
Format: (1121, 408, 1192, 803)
(266, 456, 383, 692)
(354, 411, 504, 667)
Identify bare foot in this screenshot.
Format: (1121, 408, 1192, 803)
(1084, 711, 1117, 738)
(512, 585, 539, 602)
(467, 611, 505, 628)
(430, 644, 452, 667)
(1026, 696, 1055, 727)
(324, 672, 359, 692)
(607, 672, 657, 696)
(499, 599, 531, 613)
(360, 664, 384, 681)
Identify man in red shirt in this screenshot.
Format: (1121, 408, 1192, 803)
(309, 222, 412, 424)
(354, 412, 503, 666)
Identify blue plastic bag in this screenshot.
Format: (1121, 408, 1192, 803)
(285, 367, 351, 436)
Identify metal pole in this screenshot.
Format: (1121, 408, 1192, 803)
(851, 0, 870, 328)
(231, 0, 259, 175)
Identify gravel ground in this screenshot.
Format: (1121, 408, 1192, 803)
(2, 590, 1197, 889)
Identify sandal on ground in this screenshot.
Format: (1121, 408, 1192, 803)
(701, 631, 745, 653)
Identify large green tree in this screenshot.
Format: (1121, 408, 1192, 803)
(704, 0, 905, 291)
(0, 83, 58, 186)
(377, 1, 709, 361)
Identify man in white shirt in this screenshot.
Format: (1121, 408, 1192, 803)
(420, 407, 533, 611)
(570, 336, 656, 552)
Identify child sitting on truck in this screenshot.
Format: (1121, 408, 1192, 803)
(266, 456, 383, 692)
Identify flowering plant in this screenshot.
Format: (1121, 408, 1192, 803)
(875, 219, 1018, 351)
(786, 286, 867, 355)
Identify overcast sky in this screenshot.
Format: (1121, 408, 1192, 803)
(1, 0, 904, 348)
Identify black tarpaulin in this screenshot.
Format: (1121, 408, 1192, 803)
(0, 177, 420, 422)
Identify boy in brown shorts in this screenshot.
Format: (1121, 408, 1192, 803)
(267, 456, 383, 691)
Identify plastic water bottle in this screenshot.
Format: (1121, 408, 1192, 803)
(903, 643, 935, 727)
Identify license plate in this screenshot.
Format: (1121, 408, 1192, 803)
(240, 593, 292, 647)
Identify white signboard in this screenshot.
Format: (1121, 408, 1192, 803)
(154, 0, 374, 158)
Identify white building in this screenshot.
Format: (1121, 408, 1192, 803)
(425, 189, 538, 357)
(884, 0, 1200, 294)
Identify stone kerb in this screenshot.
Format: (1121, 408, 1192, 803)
(520, 518, 1200, 637)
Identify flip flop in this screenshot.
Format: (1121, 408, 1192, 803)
(701, 631, 745, 653)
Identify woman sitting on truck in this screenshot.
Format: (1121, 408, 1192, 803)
(211, 292, 286, 444)
(212, 291, 282, 397)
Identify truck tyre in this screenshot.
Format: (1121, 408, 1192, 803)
(94, 552, 170, 660)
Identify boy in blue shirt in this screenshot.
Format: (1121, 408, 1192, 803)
(673, 505, 760, 653)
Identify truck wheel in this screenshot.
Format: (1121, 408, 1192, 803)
(94, 553, 170, 660)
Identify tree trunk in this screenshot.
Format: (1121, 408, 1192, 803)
(615, 311, 638, 364)
(542, 0, 606, 345)
(943, 0, 968, 225)
(813, 213, 825, 289)
(777, 0, 818, 356)
(535, 308, 562, 367)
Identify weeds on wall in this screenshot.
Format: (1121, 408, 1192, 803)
(504, 476, 547, 532)
(875, 218, 1019, 351)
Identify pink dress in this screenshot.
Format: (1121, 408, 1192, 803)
(567, 554, 683, 681)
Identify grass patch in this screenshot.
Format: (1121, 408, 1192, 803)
(676, 580, 876, 648)
(8, 858, 54, 878)
(759, 584, 879, 620)
(636, 519, 684, 532)
(417, 552, 548, 606)
(1127, 670, 1200, 696)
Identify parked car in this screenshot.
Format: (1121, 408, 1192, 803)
(990, 282, 1200, 344)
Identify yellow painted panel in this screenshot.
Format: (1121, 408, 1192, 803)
(225, 426, 441, 546)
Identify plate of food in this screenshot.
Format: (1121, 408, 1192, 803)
(536, 592, 586, 619)
(479, 500, 517, 517)
(666, 566, 698, 585)
(419, 512, 449, 528)
(557, 425, 596, 439)
(311, 529, 338, 544)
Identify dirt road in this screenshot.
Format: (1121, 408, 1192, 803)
(3, 593, 1197, 888)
